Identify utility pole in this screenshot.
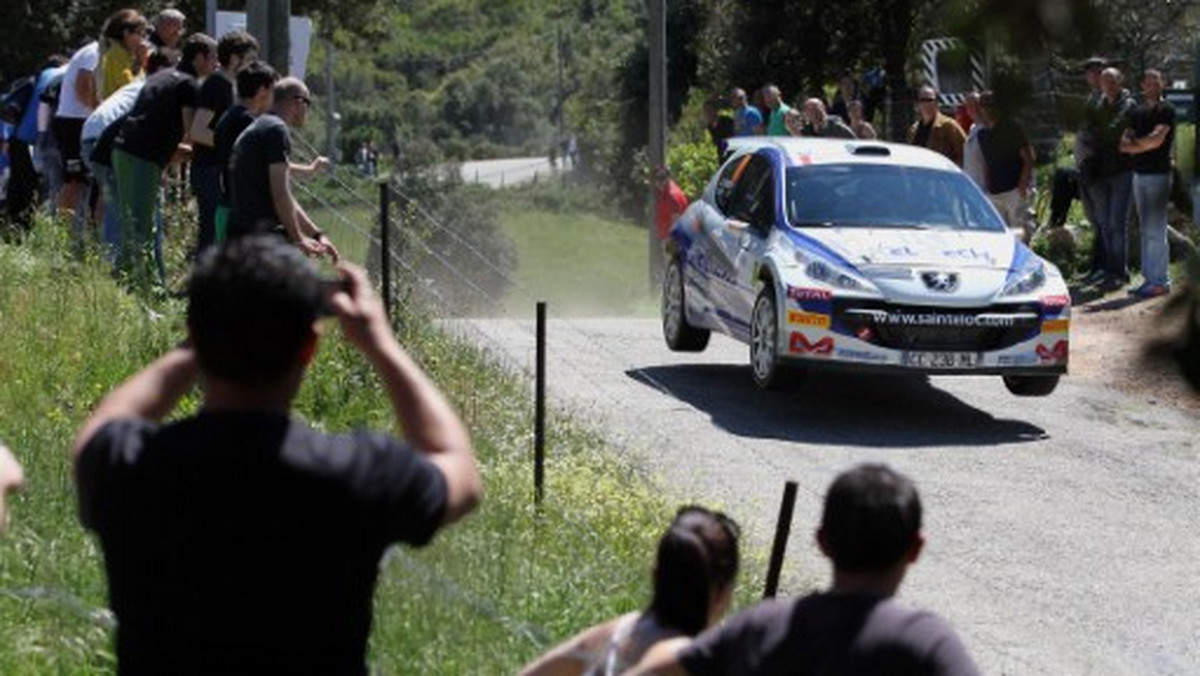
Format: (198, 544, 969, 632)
(325, 34, 337, 163)
(647, 0, 666, 291)
(247, 0, 291, 76)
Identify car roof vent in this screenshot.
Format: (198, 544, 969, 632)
(850, 144, 891, 156)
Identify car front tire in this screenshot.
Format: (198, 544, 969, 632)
(1002, 374, 1060, 396)
(750, 286, 798, 390)
(662, 257, 710, 352)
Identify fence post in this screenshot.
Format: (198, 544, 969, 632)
(534, 301, 547, 509)
(763, 480, 798, 599)
(379, 180, 391, 320)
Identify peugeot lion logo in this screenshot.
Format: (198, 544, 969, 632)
(921, 271, 959, 292)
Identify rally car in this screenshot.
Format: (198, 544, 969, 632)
(661, 137, 1069, 396)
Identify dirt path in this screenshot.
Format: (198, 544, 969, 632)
(1069, 288, 1198, 411)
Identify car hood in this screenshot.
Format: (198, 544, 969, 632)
(793, 228, 1033, 306)
(800, 228, 1016, 270)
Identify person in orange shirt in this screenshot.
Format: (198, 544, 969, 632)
(655, 166, 689, 240)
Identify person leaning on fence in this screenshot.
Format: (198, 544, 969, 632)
(228, 76, 338, 261)
(71, 234, 483, 675)
(628, 463, 980, 676)
(519, 505, 740, 676)
(213, 60, 279, 244)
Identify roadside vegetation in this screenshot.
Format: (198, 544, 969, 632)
(0, 215, 766, 673)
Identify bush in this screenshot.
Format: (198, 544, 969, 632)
(667, 140, 721, 200)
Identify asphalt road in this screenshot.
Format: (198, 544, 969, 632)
(458, 157, 560, 188)
(454, 317, 1199, 675)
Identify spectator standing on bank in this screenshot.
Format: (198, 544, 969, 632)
(1083, 67, 1136, 290)
(628, 463, 980, 676)
(800, 98, 855, 139)
(729, 88, 763, 136)
(5, 55, 67, 231)
(97, 9, 148, 101)
(53, 39, 102, 219)
(111, 34, 217, 287)
(654, 166, 689, 241)
(702, 100, 734, 158)
(34, 64, 69, 211)
(189, 30, 259, 257)
(229, 77, 338, 261)
(828, 72, 859, 122)
(519, 506, 740, 676)
(72, 235, 483, 675)
(148, 9, 186, 50)
(960, 92, 987, 189)
(978, 92, 1036, 241)
(213, 60, 279, 244)
(1076, 57, 1107, 281)
(847, 100, 876, 140)
(1120, 68, 1176, 298)
(762, 84, 792, 137)
(907, 85, 966, 167)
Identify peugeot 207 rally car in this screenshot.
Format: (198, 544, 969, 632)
(661, 137, 1069, 396)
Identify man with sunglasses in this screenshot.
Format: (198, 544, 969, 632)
(907, 84, 966, 167)
(229, 77, 337, 261)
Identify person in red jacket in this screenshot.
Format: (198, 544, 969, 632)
(655, 166, 689, 240)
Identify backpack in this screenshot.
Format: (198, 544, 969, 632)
(0, 75, 36, 125)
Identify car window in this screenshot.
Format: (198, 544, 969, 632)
(713, 154, 750, 213)
(728, 155, 774, 226)
(785, 164, 1006, 232)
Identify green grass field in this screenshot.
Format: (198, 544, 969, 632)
(0, 215, 762, 674)
(497, 207, 658, 318)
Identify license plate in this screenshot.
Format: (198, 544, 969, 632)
(901, 351, 981, 369)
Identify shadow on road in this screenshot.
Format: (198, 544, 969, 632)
(626, 364, 1046, 448)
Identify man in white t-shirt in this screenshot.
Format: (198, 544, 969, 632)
(53, 41, 101, 218)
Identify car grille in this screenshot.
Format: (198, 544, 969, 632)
(833, 300, 1043, 351)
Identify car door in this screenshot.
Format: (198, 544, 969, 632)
(686, 153, 752, 336)
(717, 154, 776, 335)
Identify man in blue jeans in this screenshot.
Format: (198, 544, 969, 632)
(1082, 67, 1136, 290)
(1119, 69, 1176, 298)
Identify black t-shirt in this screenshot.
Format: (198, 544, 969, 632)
(978, 118, 1030, 194)
(214, 103, 255, 205)
(114, 68, 197, 167)
(1124, 100, 1176, 174)
(76, 411, 448, 676)
(192, 73, 234, 166)
(913, 120, 933, 148)
(679, 593, 980, 676)
(229, 113, 290, 238)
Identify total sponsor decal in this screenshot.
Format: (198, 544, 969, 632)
(1041, 294, 1071, 317)
(787, 309, 831, 329)
(1041, 318, 1069, 334)
(1036, 340, 1069, 363)
(787, 286, 832, 301)
(789, 332, 834, 355)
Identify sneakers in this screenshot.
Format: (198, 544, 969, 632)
(1128, 283, 1170, 298)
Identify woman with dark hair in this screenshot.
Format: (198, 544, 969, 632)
(519, 506, 740, 676)
(97, 8, 149, 100)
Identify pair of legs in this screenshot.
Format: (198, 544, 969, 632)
(1131, 171, 1171, 290)
(111, 149, 166, 288)
(1085, 171, 1132, 281)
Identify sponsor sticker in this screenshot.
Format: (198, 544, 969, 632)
(835, 348, 887, 362)
(1041, 319, 1069, 334)
(1035, 340, 1069, 363)
(789, 332, 834, 355)
(998, 354, 1039, 366)
(786, 286, 832, 301)
(787, 310, 831, 328)
(1041, 295, 1071, 310)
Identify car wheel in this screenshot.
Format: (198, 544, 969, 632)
(750, 286, 797, 390)
(662, 257, 710, 352)
(1002, 375, 1060, 397)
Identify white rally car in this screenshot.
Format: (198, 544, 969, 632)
(662, 137, 1069, 396)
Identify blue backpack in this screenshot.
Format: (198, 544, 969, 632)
(0, 75, 36, 125)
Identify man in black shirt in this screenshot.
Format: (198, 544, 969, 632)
(111, 33, 216, 287)
(630, 464, 979, 676)
(1120, 69, 1176, 298)
(73, 235, 483, 675)
(213, 60, 278, 243)
(229, 76, 337, 260)
(189, 30, 258, 256)
(977, 92, 1036, 241)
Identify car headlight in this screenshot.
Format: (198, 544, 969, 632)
(1001, 259, 1046, 297)
(797, 254, 873, 292)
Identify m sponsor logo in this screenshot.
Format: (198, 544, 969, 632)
(790, 332, 834, 355)
(1036, 340, 1068, 363)
(787, 310, 831, 328)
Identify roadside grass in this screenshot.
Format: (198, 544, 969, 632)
(0, 214, 762, 674)
(496, 204, 658, 318)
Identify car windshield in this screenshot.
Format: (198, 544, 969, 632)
(785, 164, 1007, 232)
